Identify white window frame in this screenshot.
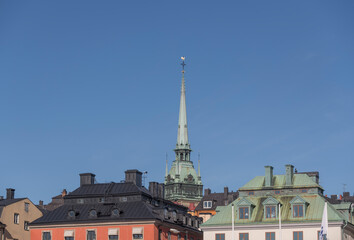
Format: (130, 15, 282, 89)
(132, 227, 143, 240)
(14, 213, 19, 224)
(203, 201, 212, 209)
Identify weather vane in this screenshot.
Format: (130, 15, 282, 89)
(181, 56, 186, 71)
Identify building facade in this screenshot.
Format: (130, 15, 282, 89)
(201, 165, 354, 240)
(0, 188, 43, 240)
(194, 188, 238, 223)
(165, 59, 203, 208)
(30, 170, 203, 240)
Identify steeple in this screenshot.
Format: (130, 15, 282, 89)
(164, 57, 203, 206)
(177, 57, 189, 149)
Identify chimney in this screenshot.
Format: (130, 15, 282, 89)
(343, 192, 350, 198)
(330, 195, 337, 200)
(125, 169, 142, 187)
(39, 200, 44, 206)
(6, 188, 15, 199)
(224, 187, 229, 199)
(285, 164, 294, 186)
(149, 182, 159, 198)
(158, 183, 165, 199)
(204, 188, 211, 196)
(62, 189, 67, 197)
(79, 173, 96, 187)
(265, 166, 274, 187)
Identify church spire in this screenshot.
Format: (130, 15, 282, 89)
(176, 56, 190, 149)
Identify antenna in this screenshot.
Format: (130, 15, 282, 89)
(343, 183, 347, 193)
(142, 171, 148, 187)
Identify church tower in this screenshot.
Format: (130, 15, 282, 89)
(164, 57, 203, 207)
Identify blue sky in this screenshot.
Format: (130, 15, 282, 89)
(0, 1, 353, 204)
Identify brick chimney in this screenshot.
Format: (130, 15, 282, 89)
(343, 192, 350, 198)
(79, 173, 96, 187)
(6, 188, 15, 199)
(125, 169, 142, 187)
(330, 194, 337, 200)
(265, 166, 274, 187)
(204, 188, 211, 196)
(224, 187, 229, 199)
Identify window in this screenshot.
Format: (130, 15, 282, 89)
(178, 234, 181, 240)
(274, 190, 280, 195)
(77, 199, 84, 204)
(64, 231, 75, 240)
(239, 233, 249, 240)
(266, 232, 275, 240)
(42, 232, 51, 240)
(159, 230, 162, 240)
(248, 191, 254, 195)
(168, 232, 171, 240)
(265, 206, 276, 219)
(108, 228, 119, 240)
(293, 231, 303, 240)
(24, 221, 29, 231)
(203, 201, 212, 209)
(293, 205, 304, 217)
(239, 207, 249, 219)
(14, 213, 19, 224)
(25, 202, 29, 212)
(87, 230, 96, 240)
(301, 189, 308, 193)
(216, 234, 225, 240)
(132, 227, 143, 239)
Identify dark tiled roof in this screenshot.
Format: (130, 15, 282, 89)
(195, 192, 238, 211)
(0, 198, 26, 206)
(66, 182, 151, 198)
(32, 201, 156, 225)
(0, 221, 5, 227)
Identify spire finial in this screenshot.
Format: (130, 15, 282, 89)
(181, 56, 186, 72)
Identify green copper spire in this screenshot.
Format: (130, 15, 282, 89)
(164, 57, 203, 206)
(176, 57, 190, 150)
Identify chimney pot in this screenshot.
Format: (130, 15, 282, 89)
(6, 188, 15, 200)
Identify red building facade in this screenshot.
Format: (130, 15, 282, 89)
(30, 170, 202, 240)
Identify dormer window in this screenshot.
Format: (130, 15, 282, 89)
(248, 191, 254, 196)
(164, 209, 169, 219)
(111, 208, 119, 217)
(265, 206, 276, 219)
(239, 207, 249, 219)
(293, 205, 304, 217)
(203, 201, 212, 209)
(236, 198, 255, 220)
(262, 197, 280, 220)
(89, 209, 97, 217)
(290, 196, 308, 219)
(68, 210, 76, 218)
